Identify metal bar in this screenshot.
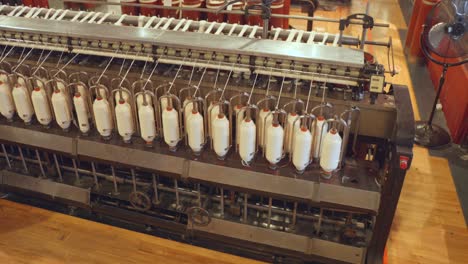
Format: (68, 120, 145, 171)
(17, 147, 29, 174)
(71, 159, 81, 183)
(360, 2, 370, 50)
(220, 188, 224, 217)
(35, 149, 46, 178)
(197, 184, 202, 207)
(110, 166, 119, 194)
(267, 197, 272, 228)
(243, 193, 248, 223)
(1, 144, 11, 169)
(90, 162, 99, 189)
(53, 154, 63, 182)
(174, 179, 180, 208)
(152, 174, 159, 204)
(130, 168, 137, 192)
(292, 202, 298, 226)
(316, 208, 323, 235)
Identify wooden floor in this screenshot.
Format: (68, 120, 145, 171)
(1, 1, 468, 263)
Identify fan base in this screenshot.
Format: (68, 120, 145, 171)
(414, 121, 451, 148)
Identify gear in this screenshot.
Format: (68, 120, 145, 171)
(129, 191, 152, 211)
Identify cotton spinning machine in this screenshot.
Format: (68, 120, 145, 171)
(0, 4, 414, 264)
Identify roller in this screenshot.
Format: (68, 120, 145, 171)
(31, 87, 52, 126)
(265, 122, 284, 166)
(0, 80, 15, 120)
(73, 93, 90, 134)
(93, 97, 113, 138)
(162, 106, 180, 150)
(320, 128, 342, 172)
(187, 110, 204, 154)
(51, 90, 72, 130)
(115, 99, 135, 142)
(12, 83, 34, 124)
(138, 103, 157, 144)
(285, 112, 300, 153)
(292, 126, 312, 172)
(212, 113, 229, 158)
(239, 117, 256, 164)
(313, 116, 328, 159)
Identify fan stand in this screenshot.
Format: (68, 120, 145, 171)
(414, 64, 452, 147)
(415, 30, 468, 148)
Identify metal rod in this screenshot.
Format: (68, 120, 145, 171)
(174, 179, 180, 208)
(17, 147, 28, 173)
(111, 166, 119, 194)
(1, 144, 11, 169)
(267, 197, 272, 228)
(53, 154, 63, 182)
(131, 168, 137, 192)
(243, 193, 248, 223)
(91, 162, 99, 188)
(220, 188, 224, 216)
(52, 51, 82, 78)
(72, 159, 81, 183)
(35, 149, 46, 178)
(427, 66, 448, 126)
(247, 73, 259, 104)
(197, 184, 202, 207)
(360, 2, 370, 50)
(152, 174, 159, 204)
(292, 202, 298, 226)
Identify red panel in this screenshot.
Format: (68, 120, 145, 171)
(407, 0, 439, 57)
(405, 0, 422, 49)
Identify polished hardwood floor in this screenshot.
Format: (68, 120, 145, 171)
(1, 1, 468, 263)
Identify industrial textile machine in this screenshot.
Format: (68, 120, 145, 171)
(0, 5, 414, 264)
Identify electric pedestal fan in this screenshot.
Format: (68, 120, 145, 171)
(414, 0, 467, 147)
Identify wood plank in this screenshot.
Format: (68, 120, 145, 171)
(0, 199, 263, 264)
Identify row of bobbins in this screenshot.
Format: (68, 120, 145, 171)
(1, 61, 360, 177)
(121, 0, 288, 28)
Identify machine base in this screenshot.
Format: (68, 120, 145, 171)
(414, 121, 451, 148)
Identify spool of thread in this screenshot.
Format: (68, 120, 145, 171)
(162, 0, 181, 18)
(246, 0, 263, 26)
(121, 0, 140, 16)
(270, 0, 284, 28)
(227, 1, 244, 24)
(181, 0, 202, 20)
(206, 0, 225, 22)
(140, 0, 161, 17)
